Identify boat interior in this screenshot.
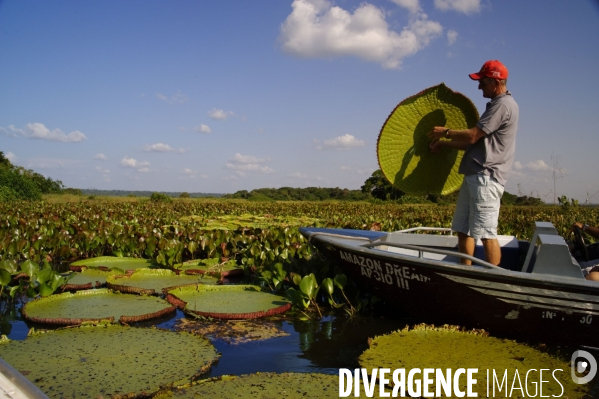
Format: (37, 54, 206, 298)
(372, 221, 585, 279)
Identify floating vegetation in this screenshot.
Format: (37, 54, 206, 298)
(70, 256, 160, 272)
(22, 288, 176, 325)
(154, 372, 348, 398)
(107, 268, 219, 295)
(61, 268, 123, 291)
(166, 284, 292, 319)
(377, 83, 479, 195)
(179, 213, 320, 230)
(0, 324, 219, 399)
(176, 257, 243, 277)
(175, 317, 289, 344)
(358, 324, 588, 398)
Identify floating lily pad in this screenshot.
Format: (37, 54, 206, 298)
(61, 268, 123, 291)
(166, 284, 292, 319)
(175, 318, 289, 344)
(107, 269, 219, 295)
(359, 324, 587, 398)
(22, 288, 176, 325)
(377, 83, 479, 195)
(154, 372, 357, 398)
(70, 256, 160, 272)
(176, 258, 243, 277)
(0, 324, 218, 399)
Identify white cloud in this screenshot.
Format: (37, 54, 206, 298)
(208, 108, 234, 120)
(316, 134, 365, 150)
(4, 152, 16, 162)
(156, 90, 189, 104)
(516, 160, 552, 171)
(391, 0, 420, 14)
(225, 153, 274, 176)
(144, 143, 174, 152)
(95, 166, 110, 174)
(288, 172, 308, 179)
(195, 124, 212, 134)
(447, 29, 458, 45)
(434, 0, 480, 14)
(279, 0, 442, 69)
(2, 123, 86, 143)
(120, 157, 150, 172)
(94, 153, 107, 160)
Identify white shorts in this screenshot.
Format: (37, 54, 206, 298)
(452, 174, 504, 240)
(578, 260, 599, 277)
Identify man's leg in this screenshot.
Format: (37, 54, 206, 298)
(482, 238, 501, 266)
(457, 232, 475, 265)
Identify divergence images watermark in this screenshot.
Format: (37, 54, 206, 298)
(339, 351, 597, 397)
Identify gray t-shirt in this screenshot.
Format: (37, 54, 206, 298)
(458, 91, 519, 186)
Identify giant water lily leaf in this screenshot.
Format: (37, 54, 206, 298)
(61, 268, 122, 291)
(70, 256, 160, 271)
(359, 324, 587, 398)
(107, 269, 218, 295)
(166, 284, 292, 319)
(22, 288, 176, 325)
(176, 258, 243, 277)
(377, 83, 479, 195)
(175, 318, 289, 344)
(0, 324, 218, 399)
(154, 372, 389, 398)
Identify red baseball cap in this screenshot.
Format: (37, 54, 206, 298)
(469, 60, 508, 80)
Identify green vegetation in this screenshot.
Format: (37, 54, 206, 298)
(225, 186, 369, 201)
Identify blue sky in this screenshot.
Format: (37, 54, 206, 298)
(1, 0, 598, 202)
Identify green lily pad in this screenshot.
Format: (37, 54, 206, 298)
(22, 288, 176, 325)
(70, 256, 160, 272)
(107, 269, 219, 295)
(166, 284, 292, 319)
(176, 258, 243, 277)
(61, 268, 123, 291)
(154, 372, 358, 398)
(0, 324, 218, 399)
(377, 83, 479, 195)
(359, 324, 587, 398)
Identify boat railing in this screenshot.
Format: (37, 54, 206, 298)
(362, 241, 503, 270)
(394, 227, 454, 235)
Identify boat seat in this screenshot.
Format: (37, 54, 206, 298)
(520, 221, 558, 273)
(527, 233, 584, 279)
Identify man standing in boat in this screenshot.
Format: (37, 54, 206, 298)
(427, 60, 518, 266)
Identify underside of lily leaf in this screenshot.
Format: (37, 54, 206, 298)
(166, 284, 292, 319)
(23, 288, 176, 325)
(176, 258, 244, 277)
(107, 268, 219, 295)
(377, 83, 479, 195)
(70, 256, 160, 272)
(358, 324, 587, 398)
(0, 324, 218, 399)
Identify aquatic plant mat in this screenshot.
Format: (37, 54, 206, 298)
(166, 284, 292, 319)
(175, 317, 289, 344)
(179, 213, 320, 230)
(154, 372, 363, 398)
(0, 324, 218, 398)
(70, 256, 159, 271)
(107, 269, 218, 295)
(377, 83, 479, 195)
(23, 288, 176, 325)
(359, 324, 588, 398)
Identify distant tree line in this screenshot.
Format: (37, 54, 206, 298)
(224, 187, 369, 201)
(0, 151, 69, 201)
(80, 189, 224, 198)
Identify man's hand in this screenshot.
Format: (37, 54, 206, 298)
(427, 126, 448, 141)
(429, 139, 444, 153)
